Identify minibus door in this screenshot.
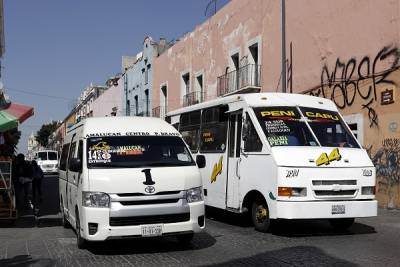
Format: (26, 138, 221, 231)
(226, 112, 242, 209)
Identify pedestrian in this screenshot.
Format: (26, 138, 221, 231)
(15, 154, 33, 209)
(31, 160, 44, 204)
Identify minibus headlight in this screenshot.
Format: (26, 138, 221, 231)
(82, 192, 110, 208)
(278, 187, 307, 197)
(185, 187, 203, 203)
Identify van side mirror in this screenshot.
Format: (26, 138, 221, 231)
(196, 155, 206, 168)
(69, 158, 82, 172)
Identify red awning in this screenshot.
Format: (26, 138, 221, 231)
(3, 103, 34, 123)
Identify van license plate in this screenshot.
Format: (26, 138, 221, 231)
(141, 225, 163, 237)
(331, 204, 345, 215)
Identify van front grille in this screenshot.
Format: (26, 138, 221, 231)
(117, 191, 181, 197)
(110, 213, 190, 226)
(120, 199, 180, 206)
(314, 190, 356, 196)
(312, 180, 357, 186)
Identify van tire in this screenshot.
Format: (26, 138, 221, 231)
(75, 209, 88, 249)
(60, 199, 69, 228)
(329, 218, 355, 230)
(177, 233, 194, 244)
(251, 198, 270, 232)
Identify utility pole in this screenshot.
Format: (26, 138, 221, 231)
(281, 0, 286, 93)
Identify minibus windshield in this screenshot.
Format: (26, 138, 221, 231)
(37, 152, 47, 160)
(300, 107, 360, 148)
(254, 107, 318, 147)
(87, 136, 196, 168)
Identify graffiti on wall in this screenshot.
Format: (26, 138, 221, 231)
(371, 138, 400, 196)
(305, 45, 400, 128)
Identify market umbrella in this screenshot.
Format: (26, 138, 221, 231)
(0, 102, 34, 132)
(0, 111, 18, 132)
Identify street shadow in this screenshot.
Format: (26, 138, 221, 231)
(0, 255, 55, 267)
(205, 206, 376, 237)
(271, 219, 376, 237)
(88, 232, 216, 255)
(0, 176, 60, 229)
(199, 246, 357, 266)
(205, 206, 253, 227)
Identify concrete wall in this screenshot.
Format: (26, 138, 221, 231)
(152, 0, 400, 208)
(92, 81, 123, 117)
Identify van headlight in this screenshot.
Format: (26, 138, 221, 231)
(185, 187, 203, 203)
(82, 192, 110, 208)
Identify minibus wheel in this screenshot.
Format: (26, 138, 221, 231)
(177, 233, 194, 244)
(75, 209, 87, 249)
(251, 198, 270, 232)
(329, 218, 355, 230)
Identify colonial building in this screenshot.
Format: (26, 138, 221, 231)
(122, 36, 171, 117)
(152, 0, 400, 208)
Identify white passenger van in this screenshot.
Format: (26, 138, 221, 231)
(167, 93, 377, 232)
(59, 117, 205, 249)
(35, 150, 58, 174)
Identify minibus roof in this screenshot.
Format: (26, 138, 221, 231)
(167, 93, 338, 116)
(67, 116, 180, 138)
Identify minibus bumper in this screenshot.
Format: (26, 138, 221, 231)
(80, 201, 205, 241)
(275, 200, 377, 219)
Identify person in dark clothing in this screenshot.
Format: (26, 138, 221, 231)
(14, 154, 33, 209)
(31, 160, 44, 204)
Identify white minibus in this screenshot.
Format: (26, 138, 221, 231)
(167, 93, 377, 232)
(59, 117, 205, 249)
(35, 150, 58, 174)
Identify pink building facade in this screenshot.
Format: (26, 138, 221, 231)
(92, 79, 123, 117)
(153, 0, 400, 208)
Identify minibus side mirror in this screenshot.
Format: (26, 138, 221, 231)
(196, 155, 206, 168)
(69, 158, 82, 173)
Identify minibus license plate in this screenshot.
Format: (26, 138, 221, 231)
(331, 204, 345, 215)
(141, 225, 163, 237)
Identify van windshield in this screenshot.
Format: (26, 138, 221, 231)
(300, 107, 360, 148)
(48, 152, 58, 160)
(254, 107, 318, 147)
(37, 152, 47, 160)
(87, 136, 195, 168)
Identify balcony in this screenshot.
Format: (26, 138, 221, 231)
(217, 64, 262, 96)
(182, 91, 206, 107)
(152, 106, 167, 119)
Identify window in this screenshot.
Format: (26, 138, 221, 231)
(182, 73, 190, 95)
(300, 107, 360, 148)
(78, 140, 83, 162)
(195, 74, 204, 102)
(59, 144, 70, 171)
(200, 106, 228, 152)
(67, 142, 77, 171)
(37, 152, 47, 160)
(254, 107, 317, 147)
(244, 113, 262, 152)
(134, 95, 139, 115)
(145, 65, 150, 85)
(180, 111, 201, 152)
(145, 89, 149, 116)
(87, 136, 195, 168)
(48, 152, 58, 160)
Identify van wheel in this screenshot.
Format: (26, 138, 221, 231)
(75, 210, 87, 249)
(251, 198, 270, 232)
(177, 233, 194, 245)
(329, 218, 355, 230)
(60, 199, 69, 228)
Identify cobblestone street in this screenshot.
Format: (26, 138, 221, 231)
(0, 176, 399, 266)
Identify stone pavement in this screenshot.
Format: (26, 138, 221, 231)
(0, 176, 399, 266)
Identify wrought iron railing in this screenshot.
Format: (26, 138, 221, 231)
(182, 91, 206, 107)
(152, 106, 167, 119)
(217, 64, 262, 96)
